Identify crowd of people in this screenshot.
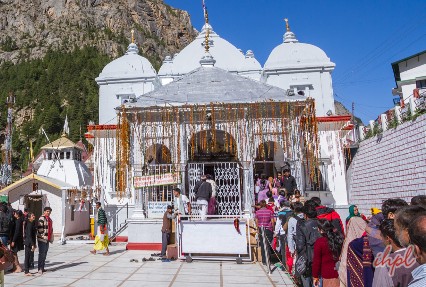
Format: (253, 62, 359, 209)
(253, 171, 426, 287)
(0, 203, 54, 279)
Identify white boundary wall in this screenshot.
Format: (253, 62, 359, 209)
(349, 114, 426, 214)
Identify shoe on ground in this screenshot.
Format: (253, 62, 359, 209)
(38, 270, 43, 275)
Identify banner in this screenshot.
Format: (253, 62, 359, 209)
(133, 173, 178, 188)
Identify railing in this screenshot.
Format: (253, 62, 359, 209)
(109, 203, 129, 242)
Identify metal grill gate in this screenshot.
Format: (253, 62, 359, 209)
(187, 162, 242, 215)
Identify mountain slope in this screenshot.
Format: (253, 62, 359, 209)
(0, 0, 196, 69)
(0, 0, 196, 172)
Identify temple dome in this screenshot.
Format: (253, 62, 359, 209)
(98, 43, 157, 79)
(243, 50, 262, 71)
(264, 30, 334, 70)
(158, 23, 255, 76)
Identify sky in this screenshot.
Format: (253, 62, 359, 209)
(165, 0, 426, 124)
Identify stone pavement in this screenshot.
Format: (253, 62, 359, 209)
(4, 243, 295, 287)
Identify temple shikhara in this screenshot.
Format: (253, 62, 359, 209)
(85, 13, 353, 256)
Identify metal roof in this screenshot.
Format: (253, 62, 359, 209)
(132, 66, 306, 108)
(41, 134, 83, 150)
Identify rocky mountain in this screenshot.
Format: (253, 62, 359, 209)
(335, 100, 364, 125)
(0, 0, 196, 68)
(0, 0, 196, 172)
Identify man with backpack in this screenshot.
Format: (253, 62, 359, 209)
(295, 202, 321, 287)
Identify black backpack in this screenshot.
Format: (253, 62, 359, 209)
(295, 219, 321, 277)
(0, 213, 10, 234)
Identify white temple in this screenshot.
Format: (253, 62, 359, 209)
(1, 134, 92, 236)
(87, 17, 353, 249)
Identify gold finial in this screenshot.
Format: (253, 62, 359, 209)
(284, 18, 290, 32)
(204, 8, 210, 52)
(131, 29, 135, 44)
(205, 27, 210, 52)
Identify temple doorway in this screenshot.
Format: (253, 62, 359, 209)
(25, 195, 43, 221)
(186, 130, 242, 216)
(254, 141, 285, 178)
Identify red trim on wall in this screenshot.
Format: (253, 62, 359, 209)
(126, 243, 162, 250)
(342, 124, 355, 130)
(316, 115, 352, 122)
(87, 124, 118, 131)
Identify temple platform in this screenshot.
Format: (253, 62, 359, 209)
(5, 242, 295, 286)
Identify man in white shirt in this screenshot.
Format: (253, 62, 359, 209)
(173, 188, 191, 217)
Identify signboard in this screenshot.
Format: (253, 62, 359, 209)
(133, 173, 178, 188)
(147, 201, 171, 218)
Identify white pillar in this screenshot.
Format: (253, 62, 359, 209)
(395, 106, 402, 123)
(380, 114, 388, 131)
(369, 120, 375, 131)
(409, 97, 417, 114)
(358, 125, 365, 140)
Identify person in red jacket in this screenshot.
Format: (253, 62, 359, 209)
(310, 197, 344, 236)
(312, 219, 344, 287)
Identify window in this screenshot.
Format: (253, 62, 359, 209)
(66, 152, 71, 159)
(416, 79, 426, 89)
(48, 153, 52, 160)
(60, 152, 64, 159)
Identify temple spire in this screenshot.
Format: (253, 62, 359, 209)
(284, 18, 290, 32)
(203, 0, 210, 52)
(283, 17, 298, 43)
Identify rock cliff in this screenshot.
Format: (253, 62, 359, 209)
(0, 0, 196, 68)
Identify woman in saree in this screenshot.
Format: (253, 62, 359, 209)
(338, 216, 367, 287)
(90, 202, 110, 255)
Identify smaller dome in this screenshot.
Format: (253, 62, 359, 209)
(98, 43, 157, 80)
(264, 28, 334, 70)
(158, 55, 174, 76)
(243, 50, 261, 71)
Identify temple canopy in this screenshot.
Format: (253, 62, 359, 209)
(129, 66, 305, 108)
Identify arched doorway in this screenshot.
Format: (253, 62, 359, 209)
(188, 129, 237, 162)
(145, 143, 171, 165)
(143, 144, 173, 203)
(187, 130, 242, 215)
(254, 141, 285, 178)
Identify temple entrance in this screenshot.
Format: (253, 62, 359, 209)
(187, 162, 242, 216)
(25, 195, 43, 221)
(254, 141, 285, 178)
(188, 129, 237, 162)
(187, 130, 242, 216)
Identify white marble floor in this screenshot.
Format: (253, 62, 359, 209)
(4, 243, 295, 287)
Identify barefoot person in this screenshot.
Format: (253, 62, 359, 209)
(91, 202, 109, 255)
